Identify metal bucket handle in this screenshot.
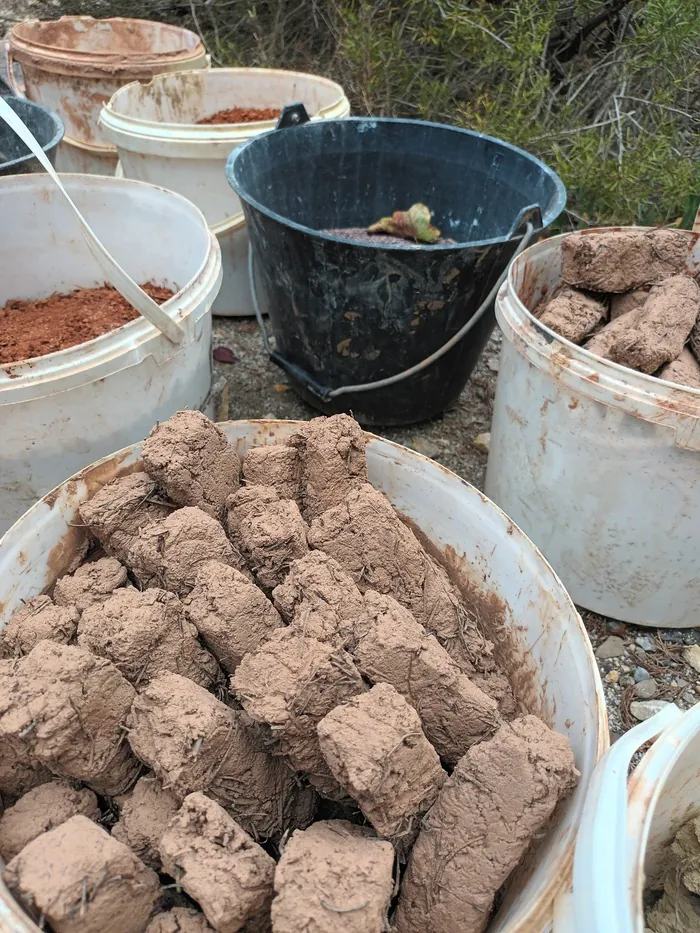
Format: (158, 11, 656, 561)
(249, 110, 540, 401)
(0, 96, 184, 345)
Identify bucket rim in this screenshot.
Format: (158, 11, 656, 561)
(225, 116, 567, 251)
(10, 15, 205, 62)
(0, 173, 217, 382)
(0, 96, 64, 172)
(497, 228, 700, 424)
(102, 66, 348, 136)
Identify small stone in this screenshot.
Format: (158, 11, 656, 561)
(677, 678, 688, 689)
(472, 432, 491, 453)
(595, 635, 625, 660)
(605, 670, 619, 684)
(634, 667, 650, 683)
(630, 646, 647, 662)
(630, 699, 671, 722)
(683, 691, 696, 706)
(263, 412, 276, 420)
(411, 438, 441, 459)
(634, 679, 658, 700)
(636, 636, 655, 652)
(683, 644, 700, 674)
(487, 357, 500, 372)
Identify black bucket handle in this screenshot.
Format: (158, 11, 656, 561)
(249, 112, 541, 401)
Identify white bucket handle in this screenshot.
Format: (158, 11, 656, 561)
(0, 95, 184, 345)
(563, 703, 684, 933)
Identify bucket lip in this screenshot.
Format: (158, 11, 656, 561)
(101, 66, 348, 138)
(500, 227, 700, 416)
(225, 116, 567, 251)
(0, 173, 216, 383)
(10, 15, 204, 61)
(0, 96, 64, 171)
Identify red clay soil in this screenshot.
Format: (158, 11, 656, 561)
(0, 283, 173, 366)
(197, 106, 280, 125)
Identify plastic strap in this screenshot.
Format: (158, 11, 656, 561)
(571, 703, 683, 933)
(249, 218, 536, 400)
(0, 96, 184, 345)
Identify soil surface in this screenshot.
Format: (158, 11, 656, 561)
(196, 106, 280, 124)
(0, 283, 173, 365)
(212, 317, 700, 745)
(324, 226, 454, 246)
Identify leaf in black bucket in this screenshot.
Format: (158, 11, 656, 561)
(213, 345, 238, 364)
(368, 203, 441, 243)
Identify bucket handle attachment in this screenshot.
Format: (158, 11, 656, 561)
(3, 46, 25, 97)
(249, 204, 541, 401)
(276, 103, 311, 129)
(0, 96, 185, 346)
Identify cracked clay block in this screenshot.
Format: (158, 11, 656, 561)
(242, 446, 302, 503)
(183, 560, 283, 674)
(112, 774, 181, 869)
(127, 506, 248, 596)
(143, 411, 241, 519)
(272, 551, 370, 649)
(53, 556, 128, 613)
(354, 591, 501, 764)
(659, 347, 700, 390)
(0, 641, 139, 797)
(394, 715, 578, 933)
(271, 820, 394, 933)
(78, 587, 220, 689)
(0, 661, 50, 801)
(159, 793, 275, 933)
(610, 287, 651, 320)
(0, 780, 99, 862)
(561, 228, 689, 293)
(127, 672, 316, 840)
(225, 486, 308, 590)
(79, 472, 171, 563)
(307, 483, 492, 673)
(231, 629, 365, 798)
(536, 286, 608, 344)
(606, 275, 700, 374)
(3, 815, 159, 933)
(0, 596, 79, 658)
(317, 682, 446, 837)
(288, 414, 368, 520)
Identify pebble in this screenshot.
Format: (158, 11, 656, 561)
(683, 691, 697, 706)
(411, 438, 441, 459)
(683, 644, 700, 674)
(636, 636, 655, 652)
(630, 699, 671, 722)
(634, 679, 658, 700)
(487, 357, 500, 372)
(596, 635, 625, 660)
(472, 432, 491, 453)
(634, 666, 650, 683)
(629, 645, 647, 662)
(605, 670, 619, 684)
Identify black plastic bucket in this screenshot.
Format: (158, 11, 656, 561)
(0, 84, 64, 176)
(226, 111, 565, 425)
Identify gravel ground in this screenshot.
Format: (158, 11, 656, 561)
(214, 316, 700, 743)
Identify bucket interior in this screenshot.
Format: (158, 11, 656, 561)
(12, 17, 202, 57)
(0, 98, 62, 169)
(109, 70, 345, 126)
(228, 118, 565, 244)
(0, 175, 209, 307)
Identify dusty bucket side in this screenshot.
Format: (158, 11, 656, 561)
(486, 229, 700, 627)
(0, 421, 607, 933)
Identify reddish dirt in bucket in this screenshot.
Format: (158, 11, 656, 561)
(197, 106, 280, 125)
(0, 283, 174, 365)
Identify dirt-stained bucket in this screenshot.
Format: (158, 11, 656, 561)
(0, 421, 607, 933)
(486, 228, 700, 628)
(7, 16, 208, 153)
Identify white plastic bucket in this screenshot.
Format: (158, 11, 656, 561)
(553, 701, 700, 933)
(54, 136, 119, 176)
(486, 228, 700, 628)
(0, 421, 607, 933)
(7, 16, 208, 151)
(0, 172, 222, 536)
(99, 68, 351, 315)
